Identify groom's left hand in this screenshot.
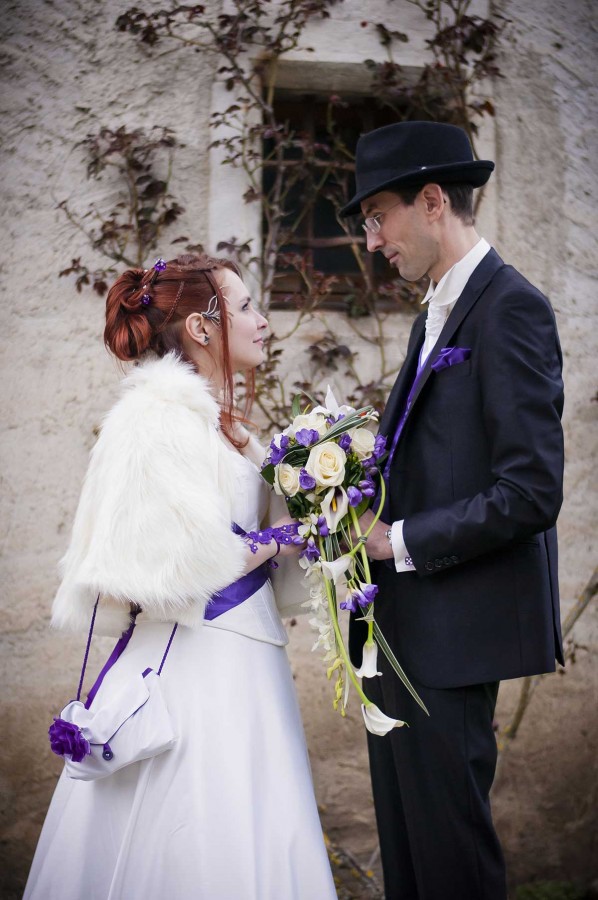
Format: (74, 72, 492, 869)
(358, 510, 394, 561)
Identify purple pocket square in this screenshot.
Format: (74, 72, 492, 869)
(431, 346, 471, 373)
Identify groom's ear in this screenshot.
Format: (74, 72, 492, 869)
(420, 184, 445, 221)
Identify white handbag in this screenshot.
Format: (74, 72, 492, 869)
(48, 598, 178, 781)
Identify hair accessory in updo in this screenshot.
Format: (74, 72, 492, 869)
(153, 257, 167, 273)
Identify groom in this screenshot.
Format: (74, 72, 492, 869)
(341, 122, 564, 899)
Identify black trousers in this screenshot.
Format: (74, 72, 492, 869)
(365, 672, 507, 900)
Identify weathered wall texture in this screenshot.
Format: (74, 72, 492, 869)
(1, 0, 596, 896)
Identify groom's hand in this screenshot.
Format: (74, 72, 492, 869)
(358, 510, 394, 561)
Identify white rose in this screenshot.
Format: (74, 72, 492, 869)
(349, 426, 376, 460)
(288, 412, 328, 437)
(274, 462, 300, 497)
(305, 441, 346, 488)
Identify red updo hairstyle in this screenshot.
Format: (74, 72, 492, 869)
(104, 253, 254, 448)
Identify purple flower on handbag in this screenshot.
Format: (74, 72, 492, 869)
(431, 346, 471, 372)
(295, 428, 320, 447)
(299, 468, 316, 490)
(48, 718, 91, 763)
(300, 537, 320, 562)
(338, 433, 352, 451)
(347, 486, 362, 507)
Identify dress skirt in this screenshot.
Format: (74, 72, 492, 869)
(25, 619, 337, 900)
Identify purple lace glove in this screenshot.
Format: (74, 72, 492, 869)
(242, 524, 303, 567)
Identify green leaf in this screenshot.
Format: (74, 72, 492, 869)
(261, 463, 275, 485)
(291, 394, 302, 418)
(373, 621, 430, 715)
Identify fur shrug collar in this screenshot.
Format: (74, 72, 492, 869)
(52, 353, 246, 636)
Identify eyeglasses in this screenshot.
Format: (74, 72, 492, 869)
(361, 199, 404, 234)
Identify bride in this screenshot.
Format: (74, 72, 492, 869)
(25, 253, 337, 900)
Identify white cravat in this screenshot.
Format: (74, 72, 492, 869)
(419, 237, 491, 366)
(391, 238, 491, 571)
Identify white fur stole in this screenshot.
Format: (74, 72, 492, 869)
(52, 353, 246, 635)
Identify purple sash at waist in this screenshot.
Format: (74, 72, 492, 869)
(204, 564, 269, 621)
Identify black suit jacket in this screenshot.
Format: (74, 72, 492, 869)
(350, 249, 565, 689)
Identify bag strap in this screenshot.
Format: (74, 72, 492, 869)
(76, 594, 100, 702)
(78, 596, 178, 710)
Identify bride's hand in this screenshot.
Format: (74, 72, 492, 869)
(271, 515, 305, 558)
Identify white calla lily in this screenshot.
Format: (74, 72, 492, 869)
(320, 486, 349, 532)
(354, 641, 382, 679)
(320, 554, 355, 592)
(361, 703, 406, 736)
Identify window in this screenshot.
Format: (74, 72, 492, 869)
(263, 90, 417, 312)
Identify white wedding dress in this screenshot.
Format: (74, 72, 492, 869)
(25, 451, 337, 900)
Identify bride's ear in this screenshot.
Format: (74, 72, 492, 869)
(185, 313, 210, 347)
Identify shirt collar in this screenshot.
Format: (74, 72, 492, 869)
(422, 238, 491, 310)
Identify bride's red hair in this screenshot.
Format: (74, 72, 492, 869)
(104, 253, 255, 449)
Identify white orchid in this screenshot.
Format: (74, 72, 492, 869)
(361, 703, 406, 736)
(320, 554, 355, 594)
(323, 385, 354, 418)
(354, 641, 383, 679)
(298, 512, 321, 539)
(320, 485, 349, 532)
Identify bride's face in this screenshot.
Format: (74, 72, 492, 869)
(218, 270, 268, 371)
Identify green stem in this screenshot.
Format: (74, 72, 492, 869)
(318, 538, 371, 707)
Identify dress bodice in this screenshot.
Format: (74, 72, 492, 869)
(203, 444, 289, 646)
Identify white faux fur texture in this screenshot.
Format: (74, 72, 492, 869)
(52, 353, 246, 635)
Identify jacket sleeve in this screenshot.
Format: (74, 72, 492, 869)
(52, 384, 246, 632)
(403, 287, 564, 575)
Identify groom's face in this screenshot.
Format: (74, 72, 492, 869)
(361, 189, 437, 283)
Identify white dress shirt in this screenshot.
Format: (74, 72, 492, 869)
(391, 238, 491, 572)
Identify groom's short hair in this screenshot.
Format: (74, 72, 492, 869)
(392, 183, 475, 226)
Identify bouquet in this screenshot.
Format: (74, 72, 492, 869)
(261, 388, 428, 736)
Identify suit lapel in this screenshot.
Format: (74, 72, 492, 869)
(379, 313, 426, 438)
(400, 248, 505, 424)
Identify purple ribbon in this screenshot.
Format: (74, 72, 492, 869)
(430, 346, 471, 372)
(204, 564, 269, 620)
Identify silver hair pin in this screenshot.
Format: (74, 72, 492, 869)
(200, 294, 221, 326)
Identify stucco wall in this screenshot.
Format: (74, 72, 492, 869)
(1, 0, 596, 896)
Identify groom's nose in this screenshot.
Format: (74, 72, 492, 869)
(365, 230, 384, 253)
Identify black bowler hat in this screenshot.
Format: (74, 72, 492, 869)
(340, 121, 494, 217)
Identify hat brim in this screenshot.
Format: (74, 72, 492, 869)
(339, 160, 495, 217)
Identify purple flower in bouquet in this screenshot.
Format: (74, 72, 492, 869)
(269, 434, 290, 465)
(48, 718, 91, 763)
(300, 537, 320, 563)
(299, 468, 317, 491)
(317, 515, 329, 537)
(340, 592, 359, 612)
(338, 433, 352, 452)
(358, 582, 379, 605)
(359, 478, 376, 498)
(373, 434, 387, 459)
(347, 486, 362, 507)
(295, 428, 320, 447)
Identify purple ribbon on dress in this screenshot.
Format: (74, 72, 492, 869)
(430, 346, 471, 372)
(204, 564, 269, 620)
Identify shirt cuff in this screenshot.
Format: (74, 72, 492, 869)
(391, 520, 416, 573)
